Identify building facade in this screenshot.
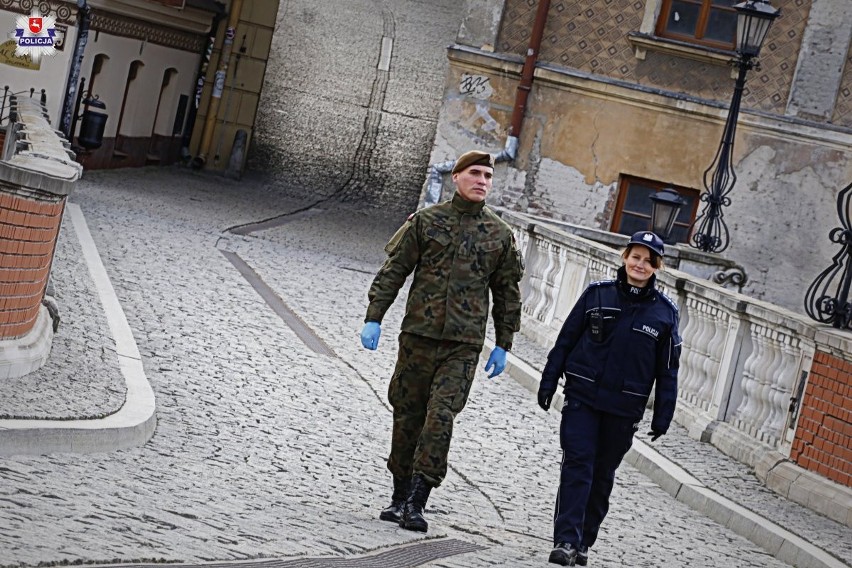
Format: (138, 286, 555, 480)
(0, 0, 277, 174)
(425, 0, 852, 315)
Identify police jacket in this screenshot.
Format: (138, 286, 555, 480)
(540, 266, 681, 433)
(366, 192, 524, 350)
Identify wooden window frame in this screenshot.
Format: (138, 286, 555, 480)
(655, 0, 738, 51)
(611, 175, 700, 245)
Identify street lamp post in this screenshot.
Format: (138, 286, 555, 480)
(649, 188, 686, 243)
(690, 0, 781, 253)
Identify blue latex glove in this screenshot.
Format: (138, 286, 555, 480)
(484, 347, 507, 378)
(360, 321, 381, 350)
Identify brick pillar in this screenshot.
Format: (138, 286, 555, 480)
(0, 95, 81, 379)
(791, 350, 852, 488)
(0, 191, 65, 338)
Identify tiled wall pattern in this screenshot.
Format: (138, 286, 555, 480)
(497, 0, 832, 123)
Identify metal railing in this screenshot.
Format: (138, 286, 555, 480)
(1, 86, 48, 125)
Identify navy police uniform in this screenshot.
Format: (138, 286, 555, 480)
(539, 265, 681, 554)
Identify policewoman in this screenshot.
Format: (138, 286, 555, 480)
(537, 231, 681, 566)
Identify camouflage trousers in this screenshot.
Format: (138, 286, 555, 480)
(386, 332, 481, 488)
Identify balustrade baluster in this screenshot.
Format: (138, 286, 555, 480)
(759, 334, 799, 444)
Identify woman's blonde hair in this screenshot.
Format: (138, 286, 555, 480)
(622, 244, 664, 269)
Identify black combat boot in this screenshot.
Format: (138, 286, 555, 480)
(379, 476, 411, 523)
(548, 542, 577, 566)
(575, 545, 589, 566)
(399, 474, 432, 532)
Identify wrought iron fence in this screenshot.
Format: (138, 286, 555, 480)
(804, 181, 852, 329)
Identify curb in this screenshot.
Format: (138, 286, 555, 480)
(482, 340, 850, 568)
(0, 202, 156, 456)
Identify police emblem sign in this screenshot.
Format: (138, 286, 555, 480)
(11, 11, 57, 62)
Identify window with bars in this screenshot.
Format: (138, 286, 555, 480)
(655, 0, 739, 51)
(611, 176, 700, 244)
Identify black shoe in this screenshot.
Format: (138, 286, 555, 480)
(576, 545, 589, 566)
(400, 474, 432, 532)
(379, 476, 410, 523)
(548, 543, 577, 566)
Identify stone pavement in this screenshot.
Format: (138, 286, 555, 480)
(0, 168, 850, 568)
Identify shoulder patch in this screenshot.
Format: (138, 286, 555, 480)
(659, 291, 679, 313)
(589, 279, 617, 288)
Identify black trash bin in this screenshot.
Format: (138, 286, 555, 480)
(78, 98, 107, 150)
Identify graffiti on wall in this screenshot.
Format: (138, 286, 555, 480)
(459, 73, 493, 99)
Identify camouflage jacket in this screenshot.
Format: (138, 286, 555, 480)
(366, 192, 524, 350)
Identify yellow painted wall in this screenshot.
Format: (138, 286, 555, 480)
(189, 0, 278, 171)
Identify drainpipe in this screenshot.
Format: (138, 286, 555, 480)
(424, 0, 550, 205)
(510, 0, 550, 140)
(59, 0, 91, 139)
(192, 0, 243, 169)
(181, 9, 225, 161)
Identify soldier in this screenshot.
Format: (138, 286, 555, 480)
(360, 150, 524, 533)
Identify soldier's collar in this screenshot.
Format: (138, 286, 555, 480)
(451, 192, 486, 214)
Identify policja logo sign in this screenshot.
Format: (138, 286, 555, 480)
(11, 11, 58, 63)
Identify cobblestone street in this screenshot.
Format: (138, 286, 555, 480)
(0, 168, 811, 567)
(1, 0, 850, 566)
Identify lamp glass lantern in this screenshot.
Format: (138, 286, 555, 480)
(649, 188, 686, 243)
(734, 0, 781, 58)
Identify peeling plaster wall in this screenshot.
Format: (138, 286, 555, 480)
(526, 158, 614, 228)
(722, 140, 851, 309)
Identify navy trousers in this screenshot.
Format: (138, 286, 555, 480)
(553, 397, 638, 547)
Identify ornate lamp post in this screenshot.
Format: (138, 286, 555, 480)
(805, 182, 852, 329)
(649, 188, 686, 243)
(690, 0, 781, 253)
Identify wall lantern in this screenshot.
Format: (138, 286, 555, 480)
(649, 188, 686, 243)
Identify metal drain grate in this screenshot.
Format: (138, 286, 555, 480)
(220, 250, 336, 357)
(101, 538, 485, 568)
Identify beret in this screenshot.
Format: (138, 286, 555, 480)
(452, 150, 495, 174)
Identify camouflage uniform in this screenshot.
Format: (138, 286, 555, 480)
(366, 192, 524, 486)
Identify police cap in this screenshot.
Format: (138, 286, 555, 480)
(628, 231, 665, 258)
